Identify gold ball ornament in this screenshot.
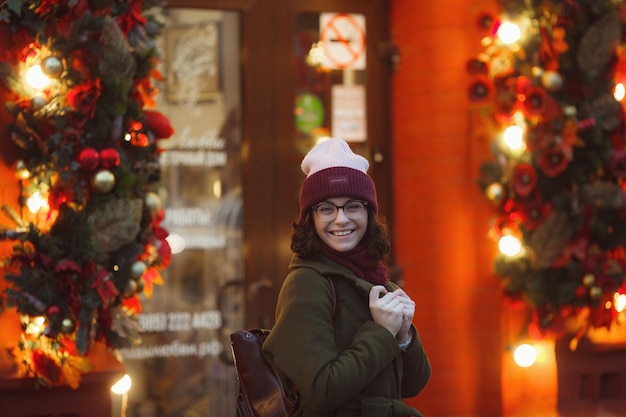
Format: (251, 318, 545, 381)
(583, 273, 595, 287)
(15, 160, 30, 180)
(485, 183, 505, 205)
(589, 286, 603, 300)
(92, 169, 116, 193)
(541, 71, 563, 93)
(135, 278, 145, 294)
(41, 56, 64, 78)
(130, 260, 147, 280)
(144, 191, 162, 215)
(123, 279, 138, 297)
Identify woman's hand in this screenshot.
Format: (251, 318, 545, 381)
(369, 286, 404, 336)
(393, 288, 415, 344)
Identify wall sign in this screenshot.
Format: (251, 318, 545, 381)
(331, 84, 366, 141)
(320, 13, 366, 70)
(295, 93, 325, 134)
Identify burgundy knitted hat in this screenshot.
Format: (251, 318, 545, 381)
(299, 138, 378, 217)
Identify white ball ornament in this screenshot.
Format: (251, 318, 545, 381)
(144, 191, 162, 214)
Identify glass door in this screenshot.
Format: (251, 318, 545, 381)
(119, 8, 244, 417)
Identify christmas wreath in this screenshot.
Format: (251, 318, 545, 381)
(471, 0, 626, 340)
(0, 0, 172, 388)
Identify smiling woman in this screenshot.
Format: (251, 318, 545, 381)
(262, 138, 431, 417)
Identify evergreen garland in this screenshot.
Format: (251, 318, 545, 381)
(471, 0, 626, 340)
(0, 0, 172, 388)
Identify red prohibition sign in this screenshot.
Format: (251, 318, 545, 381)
(321, 13, 366, 69)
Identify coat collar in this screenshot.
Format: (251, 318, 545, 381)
(289, 254, 381, 294)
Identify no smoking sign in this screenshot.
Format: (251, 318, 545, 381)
(320, 13, 366, 70)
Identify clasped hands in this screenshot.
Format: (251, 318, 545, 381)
(369, 285, 415, 345)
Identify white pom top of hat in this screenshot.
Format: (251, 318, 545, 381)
(301, 138, 369, 178)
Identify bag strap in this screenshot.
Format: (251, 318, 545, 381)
(325, 274, 338, 323)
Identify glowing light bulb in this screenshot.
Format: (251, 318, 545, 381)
(26, 316, 46, 335)
(111, 374, 132, 394)
(498, 235, 522, 256)
(614, 83, 625, 102)
(513, 343, 537, 367)
(615, 293, 626, 313)
(503, 125, 525, 151)
(25, 65, 51, 89)
(306, 41, 327, 67)
(27, 191, 49, 213)
(497, 22, 521, 44)
(166, 233, 186, 254)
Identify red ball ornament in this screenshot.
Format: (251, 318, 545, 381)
(78, 148, 100, 171)
(47, 305, 61, 316)
(100, 148, 121, 168)
(574, 285, 588, 299)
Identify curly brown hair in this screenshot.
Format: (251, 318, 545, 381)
(290, 207, 391, 262)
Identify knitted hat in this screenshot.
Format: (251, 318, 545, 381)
(300, 138, 378, 217)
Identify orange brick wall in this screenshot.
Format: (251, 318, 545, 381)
(390, 1, 561, 417)
(390, 1, 510, 416)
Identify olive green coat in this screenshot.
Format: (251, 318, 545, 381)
(263, 255, 431, 417)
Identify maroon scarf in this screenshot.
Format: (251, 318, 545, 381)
(320, 243, 388, 285)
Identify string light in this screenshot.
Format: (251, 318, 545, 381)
(513, 343, 537, 367)
(111, 374, 132, 395)
(614, 82, 625, 101)
(25, 64, 51, 90)
(497, 21, 521, 45)
(503, 125, 525, 151)
(615, 292, 626, 313)
(306, 41, 327, 67)
(498, 234, 522, 257)
(25, 316, 46, 335)
(166, 233, 186, 255)
(26, 191, 49, 213)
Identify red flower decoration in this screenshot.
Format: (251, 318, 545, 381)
(91, 270, 120, 306)
(144, 110, 174, 139)
(122, 295, 143, 314)
(31, 349, 62, 384)
(115, 0, 147, 35)
(512, 163, 537, 197)
(66, 79, 102, 125)
(466, 58, 488, 75)
(520, 87, 547, 117)
(468, 75, 492, 102)
(537, 144, 569, 177)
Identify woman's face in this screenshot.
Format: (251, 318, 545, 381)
(312, 197, 368, 252)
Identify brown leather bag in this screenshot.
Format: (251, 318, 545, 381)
(230, 275, 337, 417)
(231, 328, 299, 417)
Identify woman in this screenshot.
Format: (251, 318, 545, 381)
(263, 138, 431, 417)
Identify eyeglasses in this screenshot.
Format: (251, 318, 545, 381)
(312, 200, 368, 221)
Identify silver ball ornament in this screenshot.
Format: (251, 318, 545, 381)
(41, 56, 64, 78)
(130, 261, 147, 280)
(30, 95, 48, 111)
